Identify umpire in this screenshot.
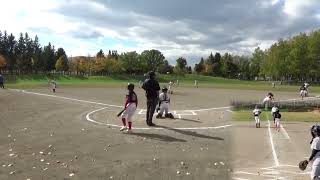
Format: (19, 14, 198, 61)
(142, 71, 160, 126)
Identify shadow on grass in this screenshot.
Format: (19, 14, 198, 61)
(156, 125, 224, 141)
(130, 132, 186, 142)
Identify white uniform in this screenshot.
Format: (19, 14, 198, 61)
(310, 137, 320, 179)
(263, 96, 271, 104)
(194, 80, 198, 88)
(253, 108, 261, 124)
(168, 81, 173, 93)
(271, 107, 278, 115)
(300, 90, 308, 97)
(121, 92, 137, 122)
(158, 92, 170, 115)
(51, 81, 57, 89)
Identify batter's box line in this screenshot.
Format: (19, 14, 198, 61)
(138, 109, 197, 116)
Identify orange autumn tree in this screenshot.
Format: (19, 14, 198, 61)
(0, 54, 7, 72)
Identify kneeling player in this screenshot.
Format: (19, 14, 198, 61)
(253, 105, 262, 128)
(156, 87, 174, 119)
(120, 83, 138, 133)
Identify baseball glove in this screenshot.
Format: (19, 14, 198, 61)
(298, 160, 308, 171)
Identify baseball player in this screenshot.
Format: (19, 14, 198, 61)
(168, 81, 173, 94)
(194, 80, 198, 88)
(253, 105, 262, 128)
(300, 85, 308, 99)
(120, 83, 138, 133)
(274, 109, 281, 132)
(156, 87, 174, 119)
(50, 80, 57, 93)
(0, 73, 5, 89)
(263, 92, 274, 106)
(271, 105, 279, 124)
(308, 125, 320, 179)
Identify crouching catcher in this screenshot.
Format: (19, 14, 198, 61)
(156, 87, 174, 119)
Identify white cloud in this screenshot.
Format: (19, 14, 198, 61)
(0, 0, 319, 64)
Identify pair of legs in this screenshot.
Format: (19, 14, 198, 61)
(120, 103, 136, 132)
(255, 116, 260, 128)
(311, 160, 320, 180)
(146, 98, 158, 126)
(275, 118, 280, 132)
(156, 102, 173, 118)
(0, 82, 4, 89)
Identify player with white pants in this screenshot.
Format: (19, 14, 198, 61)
(168, 81, 173, 94)
(156, 87, 174, 119)
(271, 105, 278, 124)
(253, 106, 261, 128)
(309, 125, 320, 180)
(120, 83, 138, 133)
(274, 109, 281, 132)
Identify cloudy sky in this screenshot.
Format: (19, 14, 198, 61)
(0, 0, 319, 64)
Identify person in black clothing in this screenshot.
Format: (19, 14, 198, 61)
(142, 71, 160, 126)
(0, 73, 4, 89)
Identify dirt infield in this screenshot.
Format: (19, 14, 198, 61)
(0, 86, 317, 179)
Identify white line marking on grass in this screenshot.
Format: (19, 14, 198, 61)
(226, 109, 234, 113)
(85, 107, 232, 130)
(267, 120, 280, 166)
(280, 125, 290, 140)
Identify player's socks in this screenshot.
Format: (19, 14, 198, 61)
(122, 118, 126, 126)
(128, 122, 132, 130)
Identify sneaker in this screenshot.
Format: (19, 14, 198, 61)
(149, 123, 156, 126)
(120, 126, 127, 131)
(126, 129, 132, 133)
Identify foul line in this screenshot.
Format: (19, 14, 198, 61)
(267, 120, 280, 166)
(86, 107, 232, 130)
(12, 89, 122, 108)
(11, 89, 232, 112)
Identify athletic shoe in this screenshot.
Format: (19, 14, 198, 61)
(149, 123, 156, 126)
(126, 129, 132, 133)
(120, 126, 128, 131)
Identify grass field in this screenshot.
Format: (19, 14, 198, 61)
(3, 74, 320, 92)
(233, 110, 320, 122)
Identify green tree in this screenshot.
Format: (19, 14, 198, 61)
(194, 57, 205, 74)
(96, 49, 105, 59)
(140, 49, 165, 72)
(119, 51, 140, 74)
(55, 55, 69, 72)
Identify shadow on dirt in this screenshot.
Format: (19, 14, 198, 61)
(157, 125, 224, 141)
(130, 132, 186, 142)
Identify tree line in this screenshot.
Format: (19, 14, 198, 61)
(195, 30, 320, 81)
(1, 29, 320, 81)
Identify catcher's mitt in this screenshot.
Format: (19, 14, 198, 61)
(299, 160, 308, 171)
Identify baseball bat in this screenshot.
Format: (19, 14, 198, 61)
(117, 108, 126, 117)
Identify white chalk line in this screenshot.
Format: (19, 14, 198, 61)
(280, 125, 290, 140)
(267, 119, 280, 166)
(85, 107, 232, 130)
(11, 89, 232, 112)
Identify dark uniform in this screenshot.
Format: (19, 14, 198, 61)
(0, 74, 4, 89)
(142, 72, 160, 126)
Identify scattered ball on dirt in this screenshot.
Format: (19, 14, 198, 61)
(186, 172, 190, 175)
(69, 173, 75, 177)
(176, 171, 181, 174)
